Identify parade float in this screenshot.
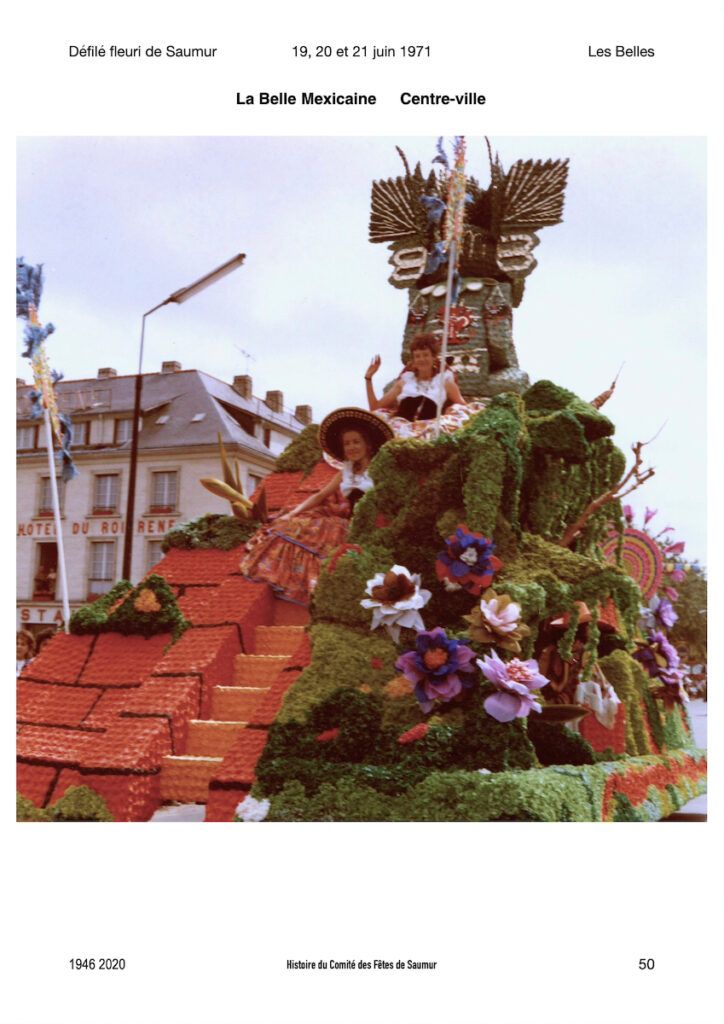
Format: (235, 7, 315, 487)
(16, 140, 707, 822)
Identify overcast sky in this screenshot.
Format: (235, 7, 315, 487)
(16, 136, 706, 562)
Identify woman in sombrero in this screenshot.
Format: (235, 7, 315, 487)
(363, 332, 487, 440)
(239, 408, 392, 605)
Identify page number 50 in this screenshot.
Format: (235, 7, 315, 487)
(638, 958, 656, 970)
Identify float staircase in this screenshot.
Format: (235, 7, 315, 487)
(159, 618, 309, 813)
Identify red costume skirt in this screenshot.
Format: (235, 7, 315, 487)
(239, 511, 349, 605)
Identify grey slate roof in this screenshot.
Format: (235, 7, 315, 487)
(16, 369, 305, 458)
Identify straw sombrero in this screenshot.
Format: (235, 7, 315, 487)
(319, 407, 393, 462)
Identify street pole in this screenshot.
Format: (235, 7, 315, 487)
(42, 407, 71, 630)
(121, 254, 246, 581)
(121, 303, 165, 580)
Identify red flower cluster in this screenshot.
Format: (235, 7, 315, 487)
(315, 728, 340, 743)
(602, 754, 706, 820)
(398, 723, 430, 745)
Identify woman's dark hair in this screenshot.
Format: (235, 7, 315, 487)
(409, 332, 440, 356)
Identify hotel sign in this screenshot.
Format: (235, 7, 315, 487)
(17, 517, 178, 537)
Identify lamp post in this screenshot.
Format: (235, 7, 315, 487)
(121, 253, 246, 580)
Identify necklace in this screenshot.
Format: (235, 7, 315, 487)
(415, 373, 438, 395)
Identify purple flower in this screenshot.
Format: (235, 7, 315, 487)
(644, 507, 658, 525)
(669, 568, 686, 583)
(634, 630, 680, 679)
(655, 597, 678, 629)
(395, 627, 477, 714)
(622, 504, 634, 524)
(477, 650, 549, 723)
(435, 525, 502, 596)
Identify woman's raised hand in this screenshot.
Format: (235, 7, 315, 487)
(365, 355, 381, 379)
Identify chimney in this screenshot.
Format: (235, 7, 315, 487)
(17, 378, 26, 387)
(97, 367, 117, 379)
(265, 390, 284, 413)
(161, 360, 182, 373)
(294, 404, 312, 425)
(233, 374, 253, 400)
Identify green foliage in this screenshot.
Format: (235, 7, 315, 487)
(258, 679, 538, 799)
(669, 570, 707, 663)
(162, 513, 256, 552)
(275, 624, 398, 724)
(599, 650, 653, 755)
(16, 793, 51, 821)
(263, 751, 706, 822)
(69, 581, 133, 634)
(274, 423, 323, 474)
(313, 548, 393, 629)
(266, 765, 603, 822)
(662, 705, 693, 749)
(70, 574, 189, 641)
(527, 718, 596, 766)
(51, 786, 114, 822)
(16, 786, 114, 822)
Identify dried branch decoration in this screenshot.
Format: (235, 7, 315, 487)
(558, 430, 662, 549)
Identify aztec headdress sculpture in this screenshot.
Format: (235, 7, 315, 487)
(369, 140, 569, 397)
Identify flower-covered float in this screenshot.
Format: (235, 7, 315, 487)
(232, 140, 705, 822)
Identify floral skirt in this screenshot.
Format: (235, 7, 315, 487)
(239, 512, 349, 605)
(375, 400, 488, 440)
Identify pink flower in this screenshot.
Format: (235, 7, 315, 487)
(477, 650, 549, 723)
(665, 541, 686, 556)
(670, 568, 686, 583)
(622, 504, 634, 524)
(664, 587, 679, 602)
(644, 507, 658, 525)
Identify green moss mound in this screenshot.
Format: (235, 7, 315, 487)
(70, 574, 188, 640)
(162, 513, 256, 551)
(257, 683, 537, 800)
(17, 786, 114, 822)
(274, 423, 323, 475)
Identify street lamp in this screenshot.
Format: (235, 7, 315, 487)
(121, 253, 246, 580)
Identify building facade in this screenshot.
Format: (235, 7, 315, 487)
(16, 362, 312, 631)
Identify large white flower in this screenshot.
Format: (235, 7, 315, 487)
(235, 795, 270, 822)
(361, 564, 431, 643)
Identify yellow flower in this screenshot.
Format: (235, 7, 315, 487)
(133, 588, 161, 613)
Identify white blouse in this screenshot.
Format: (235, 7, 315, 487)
(398, 369, 453, 401)
(340, 462, 374, 498)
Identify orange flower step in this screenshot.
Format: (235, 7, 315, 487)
(254, 625, 307, 655)
(159, 755, 223, 803)
(211, 686, 270, 721)
(234, 654, 290, 686)
(185, 720, 248, 758)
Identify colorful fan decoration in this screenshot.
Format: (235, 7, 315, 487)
(601, 528, 664, 600)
